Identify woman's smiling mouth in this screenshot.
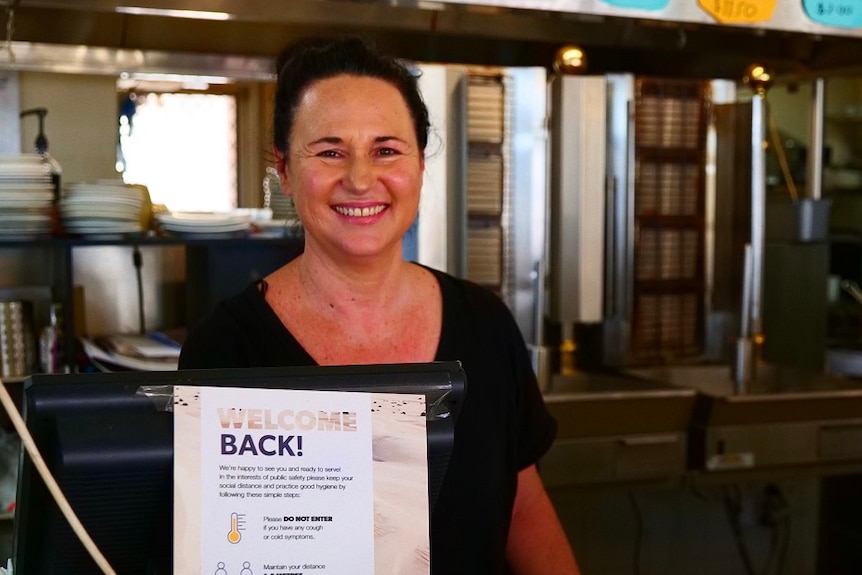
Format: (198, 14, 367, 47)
(333, 205, 387, 217)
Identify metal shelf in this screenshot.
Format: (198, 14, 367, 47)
(0, 234, 302, 249)
(0, 234, 304, 372)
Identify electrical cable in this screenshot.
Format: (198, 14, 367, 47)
(764, 97, 799, 202)
(722, 483, 795, 575)
(723, 484, 758, 575)
(762, 483, 792, 575)
(627, 491, 643, 575)
(0, 375, 117, 575)
(761, 514, 781, 575)
(695, 480, 793, 575)
(775, 519, 791, 575)
(759, 483, 788, 575)
(133, 244, 145, 334)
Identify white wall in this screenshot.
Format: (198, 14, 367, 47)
(18, 72, 118, 182)
(0, 71, 20, 153)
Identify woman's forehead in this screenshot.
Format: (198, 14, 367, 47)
(298, 74, 405, 107)
(291, 75, 415, 138)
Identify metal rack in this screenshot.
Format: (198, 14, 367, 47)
(630, 78, 710, 362)
(464, 72, 512, 302)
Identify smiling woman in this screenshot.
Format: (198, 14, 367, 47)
(179, 35, 580, 575)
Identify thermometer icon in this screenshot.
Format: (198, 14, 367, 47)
(228, 512, 245, 544)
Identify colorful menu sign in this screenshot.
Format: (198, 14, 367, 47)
(430, 0, 862, 38)
(601, 0, 670, 11)
(174, 385, 430, 575)
(803, 0, 862, 27)
(698, 0, 779, 23)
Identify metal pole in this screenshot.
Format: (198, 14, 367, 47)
(807, 77, 825, 200)
(750, 93, 766, 338)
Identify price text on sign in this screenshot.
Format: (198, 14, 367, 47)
(802, 0, 862, 28)
(699, 0, 778, 23)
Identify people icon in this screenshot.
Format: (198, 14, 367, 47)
(239, 561, 253, 575)
(214, 561, 228, 575)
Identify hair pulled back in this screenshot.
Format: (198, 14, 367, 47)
(272, 35, 430, 158)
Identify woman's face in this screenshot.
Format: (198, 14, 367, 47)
(280, 74, 424, 263)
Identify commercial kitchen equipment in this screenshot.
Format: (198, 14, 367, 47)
(414, 63, 548, 346)
(547, 73, 719, 369)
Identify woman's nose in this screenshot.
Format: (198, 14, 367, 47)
(343, 156, 373, 192)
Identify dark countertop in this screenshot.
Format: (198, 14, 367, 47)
(542, 370, 696, 440)
(542, 363, 862, 436)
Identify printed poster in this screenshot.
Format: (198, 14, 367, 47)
(174, 385, 430, 575)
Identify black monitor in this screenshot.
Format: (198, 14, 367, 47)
(12, 362, 465, 574)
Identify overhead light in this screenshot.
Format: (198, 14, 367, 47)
(122, 72, 232, 84)
(743, 64, 774, 95)
(115, 7, 232, 21)
(553, 45, 587, 75)
(117, 72, 233, 92)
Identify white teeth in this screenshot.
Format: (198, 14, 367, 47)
(335, 205, 385, 217)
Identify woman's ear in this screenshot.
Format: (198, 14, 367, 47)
(273, 146, 286, 174)
(273, 148, 292, 197)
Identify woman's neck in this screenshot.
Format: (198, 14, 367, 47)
(263, 240, 441, 366)
(292, 244, 410, 313)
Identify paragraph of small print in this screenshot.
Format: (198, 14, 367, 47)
(218, 464, 355, 500)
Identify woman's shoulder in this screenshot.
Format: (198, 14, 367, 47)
(178, 282, 272, 368)
(203, 281, 268, 326)
(423, 266, 510, 316)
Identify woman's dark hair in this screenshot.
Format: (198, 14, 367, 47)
(273, 35, 430, 157)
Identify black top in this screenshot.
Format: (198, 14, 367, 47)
(179, 267, 557, 574)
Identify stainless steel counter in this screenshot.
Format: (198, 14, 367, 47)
(540, 364, 862, 486)
(628, 363, 862, 472)
(544, 371, 696, 438)
(540, 371, 696, 486)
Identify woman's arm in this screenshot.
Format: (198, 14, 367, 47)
(506, 464, 582, 574)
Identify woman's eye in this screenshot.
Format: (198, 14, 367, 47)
(376, 147, 400, 157)
(317, 149, 341, 158)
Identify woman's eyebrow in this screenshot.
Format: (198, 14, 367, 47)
(307, 136, 343, 146)
(307, 135, 407, 146)
(374, 135, 408, 144)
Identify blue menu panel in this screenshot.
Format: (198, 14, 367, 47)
(803, 0, 862, 28)
(603, 0, 670, 10)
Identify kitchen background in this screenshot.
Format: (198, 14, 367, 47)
(3, 0, 862, 573)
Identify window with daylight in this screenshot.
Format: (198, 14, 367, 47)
(117, 91, 237, 213)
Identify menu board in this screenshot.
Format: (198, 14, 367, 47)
(698, 0, 778, 24)
(174, 385, 431, 575)
(602, 0, 670, 11)
(802, 0, 862, 27)
(432, 0, 862, 37)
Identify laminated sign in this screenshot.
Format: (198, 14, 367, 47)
(174, 386, 430, 575)
(698, 0, 778, 23)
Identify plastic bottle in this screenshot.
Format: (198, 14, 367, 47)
(39, 303, 63, 374)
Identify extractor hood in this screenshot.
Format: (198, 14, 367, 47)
(3, 0, 862, 79)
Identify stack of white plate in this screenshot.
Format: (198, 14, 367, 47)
(0, 154, 55, 241)
(60, 181, 145, 237)
(261, 167, 303, 238)
(263, 166, 300, 223)
(155, 211, 251, 237)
